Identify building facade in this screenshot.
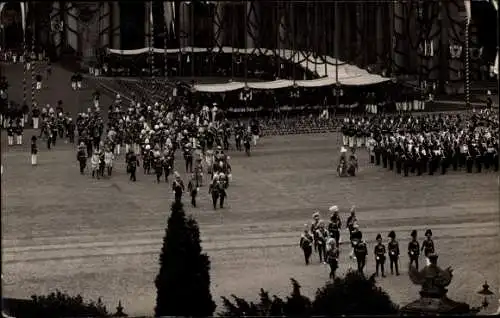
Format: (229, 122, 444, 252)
(3, 0, 495, 93)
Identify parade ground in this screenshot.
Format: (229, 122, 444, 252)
(2, 130, 499, 315)
(1, 64, 499, 316)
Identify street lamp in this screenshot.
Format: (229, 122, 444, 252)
(478, 281, 494, 308)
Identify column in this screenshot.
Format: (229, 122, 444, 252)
(246, 1, 258, 50)
(111, 2, 120, 49)
(99, 2, 110, 48)
(144, 2, 151, 48)
(179, 2, 190, 48)
(213, 2, 224, 48)
(50, 2, 62, 56)
(355, 3, 364, 65)
(393, 0, 407, 73)
(65, 3, 78, 53)
(343, 4, 351, 61)
(375, 5, 384, 65)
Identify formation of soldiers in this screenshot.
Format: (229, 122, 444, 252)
(73, 92, 261, 210)
(342, 109, 499, 175)
(300, 206, 436, 279)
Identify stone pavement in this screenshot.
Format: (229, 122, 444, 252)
(1, 132, 499, 316)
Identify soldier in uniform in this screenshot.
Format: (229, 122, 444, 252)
(77, 142, 87, 174)
(311, 211, 321, 253)
(328, 206, 342, 247)
(374, 234, 387, 277)
(30, 136, 38, 166)
(7, 121, 14, 146)
(300, 225, 314, 265)
(408, 230, 420, 270)
(421, 229, 435, 266)
(387, 231, 400, 275)
(315, 221, 329, 264)
(326, 237, 339, 278)
(126, 150, 139, 182)
(353, 231, 368, 274)
(172, 172, 185, 203)
(187, 173, 199, 207)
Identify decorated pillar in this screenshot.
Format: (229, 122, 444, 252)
(445, 0, 466, 94)
(111, 2, 120, 49)
(213, 2, 224, 48)
(419, 1, 441, 83)
(64, 3, 78, 53)
(246, 1, 258, 50)
(393, 0, 408, 73)
(178, 1, 190, 48)
(355, 3, 364, 66)
(50, 1, 63, 56)
(375, 5, 385, 65)
(99, 2, 111, 48)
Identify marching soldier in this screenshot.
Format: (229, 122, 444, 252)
(7, 121, 14, 146)
(326, 237, 339, 278)
(408, 230, 420, 270)
(315, 221, 329, 264)
(77, 142, 87, 174)
(126, 150, 140, 182)
(311, 211, 321, 253)
(30, 136, 38, 166)
(353, 230, 368, 274)
(328, 205, 342, 247)
(374, 234, 387, 277)
(421, 229, 435, 265)
(172, 172, 185, 203)
(299, 225, 314, 265)
(187, 173, 199, 207)
(387, 231, 400, 275)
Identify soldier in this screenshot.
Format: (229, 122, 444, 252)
(387, 230, 400, 275)
(315, 221, 329, 264)
(126, 150, 139, 182)
(77, 142, 87, 174)
(153, 152, 163, 183)
(30, 136, 38, 166)
(187, 173, 199, 207)
(408, 230, 420, 270)
(104, 147, 114, 177)
(32, 104, 40, 129)
(14, 119, 23, 145)
(311, 211, 321, 253)
(326, 237, 339, 278)
(299, 225, 314, 265)
(7, 121, 14, 146)
(374, 234, 387, 277)
(183, 142, 193, 173)
(328, 205, 342, 247)
(421, 229, 435, 266)
(353, 230, 368, 274)
(172, 172, 185, 203)
(90, 150, 100, 179)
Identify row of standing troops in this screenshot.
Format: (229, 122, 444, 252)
(300, 207, 435, 279)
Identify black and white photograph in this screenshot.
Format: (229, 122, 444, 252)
(1, 0, 499, 317)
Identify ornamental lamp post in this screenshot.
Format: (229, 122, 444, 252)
(476, 281, 494, 311)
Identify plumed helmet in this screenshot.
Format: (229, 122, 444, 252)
(388, 230, 396, 239)
(376, 233, 382, 241)
(425, 229, 433, 237)
(329, 205, 339, 212)
(154, 125, 159, 130)
(145, 138, 150, 144)
(145, 145, 151, 150)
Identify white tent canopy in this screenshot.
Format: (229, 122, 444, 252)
(107, 46, 390, 91)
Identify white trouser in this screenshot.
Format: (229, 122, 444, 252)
(33, 117, 39, 129)
(71, 82, 76, 90)
(26, 62, 31, 70)
(342, 135, 348, 146)
(36, 81, 42, 90)
(115, 144, 121, 156)
(16, 135, 23, 145)
(94, 99, 99, 108)
(31, 154, 37, 165)
(425, 257, 431, 266)
(348, 136, 355, 148)
(253, 134, 259, 146)
(77, 81, 82, 89)
(125, 144, 131, 154)
(134, 144, 140, 154)
(356, 137, 362, 148)
(8, 136, 13, 145)
(23, 114, 28, 124)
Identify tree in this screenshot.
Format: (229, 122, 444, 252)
(155, 201, 216, 317)
(220, 270, 398, 316)
(312, 270, 399, 315)
(2, 290, 109, 318)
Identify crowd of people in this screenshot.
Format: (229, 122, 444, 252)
(300, 206, 436, 280)
(341, 109, 499, 175)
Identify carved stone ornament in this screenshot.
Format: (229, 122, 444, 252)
(449, 44, 463, 59)
(51, 19, 63, 32)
